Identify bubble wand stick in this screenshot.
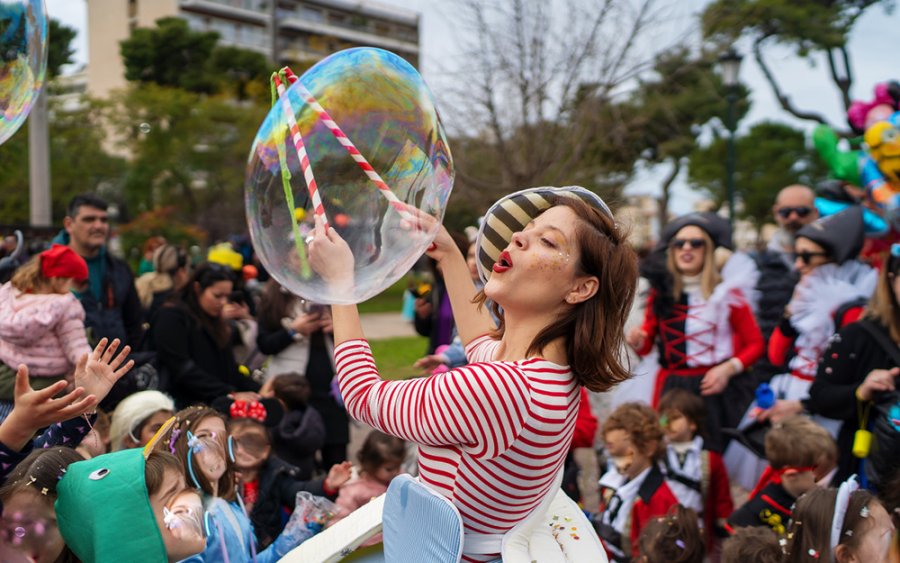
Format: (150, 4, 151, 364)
(281, 67, 419, 225)
(270, 72, 313, 279)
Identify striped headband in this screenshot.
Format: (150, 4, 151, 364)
(475, 186, 612, 284)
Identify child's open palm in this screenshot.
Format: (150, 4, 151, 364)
(0, 364, 96, 451)
(324, 461, 353, 491)
(73, 338, 134, 405)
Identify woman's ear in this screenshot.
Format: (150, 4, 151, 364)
(566, 275, 599, 305)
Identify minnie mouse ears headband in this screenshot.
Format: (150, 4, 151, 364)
(210, 396, 284, 428)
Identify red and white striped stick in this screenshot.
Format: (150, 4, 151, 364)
(273, 73, 329, 229)
(283, 68, 417, 224)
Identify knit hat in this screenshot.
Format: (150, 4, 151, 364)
(109, 390, 176, 452)
(40, 244, 88, 281)
(207, 243, 243, 271)
(795, 206, 865, 264)
(475, 186, 612, 284)
(55, 449, 167, 563)
(658, 212, 732, 251)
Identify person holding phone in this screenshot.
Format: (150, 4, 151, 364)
(256, 280, 345, 466)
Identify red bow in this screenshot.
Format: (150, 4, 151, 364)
(230, 400, 267, 423)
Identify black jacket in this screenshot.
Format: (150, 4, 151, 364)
(78, 251, 144, 349)
(249, 456, 331, 547)
(272, 406, 327, 480)
(150, 304, 259, 407)
(752, 248, 799, 381)
(727, 482, 794, 535)
(809, 320, 898, 485)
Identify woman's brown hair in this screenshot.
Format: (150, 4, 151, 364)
(257, 279, 297, 332)
(476, 196, 638, 392)
(784, 487, 878, 563)
(666, 228, 720, 300)
(638, 505, 705, 563)
(168, 262, 234, 349)
(10, 254, 69, 294)
(152, 406, 237, 502)
(864, 252, 900, 343)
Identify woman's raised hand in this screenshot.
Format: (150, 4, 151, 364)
(74, 338, 134, 406)
(424, 225, 462, 264)
(308, 215, 354, 287)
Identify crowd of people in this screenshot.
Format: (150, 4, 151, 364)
(0, 184, 897, 563)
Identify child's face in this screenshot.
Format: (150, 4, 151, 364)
(135, 410, 175, 447)
(843, 502, 894, 563)
(192, 416, 229, 483)
(371, 458, 402, 487)
(231, 424, 271, 471)
(148, 469, 206, 562)
(0, 489, 64, 563)
(661, 410, 696, 443)
(604, 429, 653, 480)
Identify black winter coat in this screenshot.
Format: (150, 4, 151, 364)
(78, 251, 144, 349)
(752, 248, 799, 381)
(249, 456, 331, 547)
(151, 304, 259, 407)
(809, 320, 899, 485)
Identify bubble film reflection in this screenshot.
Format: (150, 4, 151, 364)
(0, 0, 47, 145)
(245, 48, 454, 304)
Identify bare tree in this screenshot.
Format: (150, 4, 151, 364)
(438, 0, 662, 210)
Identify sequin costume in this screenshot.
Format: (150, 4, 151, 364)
(333, 335, 579, 562)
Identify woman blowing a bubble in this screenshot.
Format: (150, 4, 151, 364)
(307, 187, 638, 562)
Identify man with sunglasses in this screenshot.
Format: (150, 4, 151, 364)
(752, 186, 819, 381)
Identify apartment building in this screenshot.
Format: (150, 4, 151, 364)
(87, 0, 420, 97)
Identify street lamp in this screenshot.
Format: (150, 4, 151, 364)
(718, 47, 742, 231)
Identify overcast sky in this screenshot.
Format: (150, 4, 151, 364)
(45, 0, 900, 213)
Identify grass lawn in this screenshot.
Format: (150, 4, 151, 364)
(369, 335, 429, 380)
(357, 279, 408, 315)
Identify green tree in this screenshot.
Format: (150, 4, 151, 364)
(701, 0, 894, 130)
(106, 84, 267, 239)
(120, 17, 220, 93)
(687, 121, 828, 238)
(631, 47, 750, 229)
(0, 98, 126, 223)
(120, 17, 273, 102)
(48, 18, 77, 79)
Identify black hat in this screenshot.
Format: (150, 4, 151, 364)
(795, 206, 864, 264)
(475, 186, 613, 284)
(658, 212, 732, 251)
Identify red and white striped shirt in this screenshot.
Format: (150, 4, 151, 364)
(334, 335, 580, 560)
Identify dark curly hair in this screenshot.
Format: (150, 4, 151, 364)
(603, 402, 664, 460)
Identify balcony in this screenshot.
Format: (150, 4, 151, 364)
(179, 0, 268, 25)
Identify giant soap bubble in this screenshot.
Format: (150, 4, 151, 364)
(0, 0, 46, 145)
(245, 48, 453, 304)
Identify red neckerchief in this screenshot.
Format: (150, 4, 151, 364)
(749, 465, 815, 499)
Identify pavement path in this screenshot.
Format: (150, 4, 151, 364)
(359, 312, 416, 340)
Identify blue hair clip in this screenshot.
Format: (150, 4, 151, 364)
(891, 243, 900, 258)
(186, 431, 202, 489)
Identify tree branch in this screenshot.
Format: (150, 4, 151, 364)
(825, 47, 852, 112)
(753, 37, 834, 127)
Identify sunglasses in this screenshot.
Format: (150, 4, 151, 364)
(793, 250, 828, 265)
(670, 238, 706, 250)
(776, 206, 813, 219)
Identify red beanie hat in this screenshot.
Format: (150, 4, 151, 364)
(41, 244, 88, 281)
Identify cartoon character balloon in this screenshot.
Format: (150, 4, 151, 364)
(0, 0, 47, 145)
(245, 48, 454, 304)
(862, 111, 900, 228)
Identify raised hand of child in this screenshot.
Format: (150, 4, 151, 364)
(0, 364, 96, 451)
(73, 338, 134, 405)
(324, 460, 353, 491)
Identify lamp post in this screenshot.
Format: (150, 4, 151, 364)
(718, 48, 742, 231)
